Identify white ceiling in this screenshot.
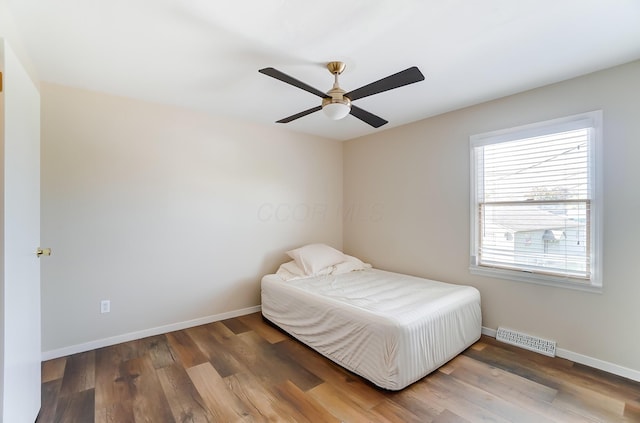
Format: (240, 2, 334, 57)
(6, 0, 640, 141)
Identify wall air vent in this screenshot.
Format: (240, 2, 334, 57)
(496, 327, 556, 357)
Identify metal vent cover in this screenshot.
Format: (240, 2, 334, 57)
(496, 327, 556, 357)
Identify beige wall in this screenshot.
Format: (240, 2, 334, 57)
(40, 83, 343, 353)
(344, 60, 640, 374)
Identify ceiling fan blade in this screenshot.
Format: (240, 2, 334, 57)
(345, 66, 425, 101)
(276, 105, 322, 123)
(259, 67, 329, 98)
(349, 105, 388, 128)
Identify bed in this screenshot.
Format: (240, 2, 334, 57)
(261, 244, 482, 391)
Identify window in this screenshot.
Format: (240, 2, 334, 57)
(470, 111, 602, 291)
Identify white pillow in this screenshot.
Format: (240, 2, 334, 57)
(275, 260, 306, 281)
(286, 243, 346, 275)
(279, 260, 306, 277)
(333, 254, 372, 274)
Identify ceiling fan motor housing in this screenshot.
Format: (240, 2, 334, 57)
(322, 87, 351, 107)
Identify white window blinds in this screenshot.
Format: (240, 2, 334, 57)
(470, 112, 602, 288)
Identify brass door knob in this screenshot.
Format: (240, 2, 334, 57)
(36, 247, 52, 257)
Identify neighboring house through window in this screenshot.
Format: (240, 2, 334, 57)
(470, 111, 602, 292)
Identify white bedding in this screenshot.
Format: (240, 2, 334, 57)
(261, 268, 482, 390)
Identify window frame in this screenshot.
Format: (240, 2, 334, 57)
(469, 111, 603, 292)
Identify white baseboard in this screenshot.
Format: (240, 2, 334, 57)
(41, 305, 262, 361)
(482, 327, 498, 337)
(481, 327, 640, 382)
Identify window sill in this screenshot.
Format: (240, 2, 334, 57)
(469, 265, 603, 294)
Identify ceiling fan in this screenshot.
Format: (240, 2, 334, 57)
(259, 61, 425, 128)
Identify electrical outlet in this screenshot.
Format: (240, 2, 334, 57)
(100, 300, 110, 314)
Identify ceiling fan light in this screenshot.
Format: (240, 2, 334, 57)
(322, 100, 351, 120)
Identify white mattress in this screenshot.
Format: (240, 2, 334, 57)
(261, 268, 482, 390)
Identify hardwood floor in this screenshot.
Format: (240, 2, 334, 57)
(37, 312, 640, 422)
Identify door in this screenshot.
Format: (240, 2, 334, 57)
(1, 39, 42, 422)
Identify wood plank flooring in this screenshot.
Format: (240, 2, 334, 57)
(37, 312, 640, 422)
